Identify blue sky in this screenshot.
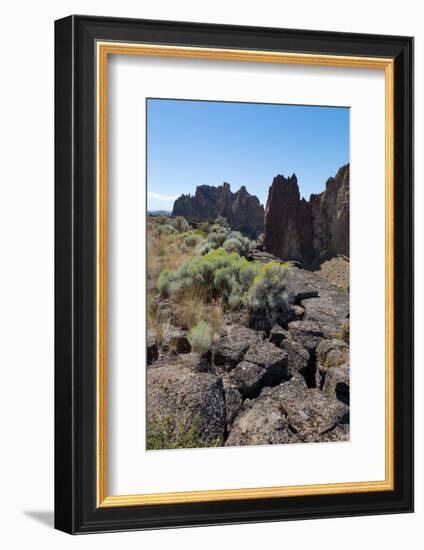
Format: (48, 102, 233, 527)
(147, 99, 349, 211)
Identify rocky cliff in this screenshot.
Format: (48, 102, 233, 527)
(172, 182, 264, 237)
(264, 164, 349, 265)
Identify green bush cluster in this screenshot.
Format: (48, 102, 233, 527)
(158, 249, 292, 326)
(197, 225, 253, 257)
(152, 215, 191, 234)
(183, 233, 201, 247)
(188, 320, 214, 353)
(213, 215, 230, 229)
(158, 248, 249, 301)
(244, 262, 292, 329)
(172, 216, 191, 233)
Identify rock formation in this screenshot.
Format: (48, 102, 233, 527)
(264, 164, 349, 265)
(172, 182, 264, 237)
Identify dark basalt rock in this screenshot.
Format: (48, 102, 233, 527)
(279, 337, 310, 379)
(147, 365, 226, 444)
(316, 339, 349, 371)
(229, 340, 289, 398)
(229, 361, 266, 399)
(147, 329, 158, 364)
(244, 341, 288, 386)
(163, 327, 191, 354)
(172, 182, 264, 237)
(225, 393, 291, 447)
(315, 340, 350, 406)
(212, 326, 265, 370)
(264, 164, 349, 266)
(225, 375, 348, 446)
(269, 325, 290, 347)
(323, 364, 350, 406)
(287, 320, 324, 353)
(223, 385, 243, 428)
(284, 388, 348, 442)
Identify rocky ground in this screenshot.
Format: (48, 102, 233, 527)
(147, 256, 350, 449)
(317, 255, 350, 290)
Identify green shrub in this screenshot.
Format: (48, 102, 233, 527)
(157, 268, 172, 294)
(213, 215, 230, 229)
(172, 216, 190, 233)
(158, 223, 177, 235)
(197, 227, 253, 257)
(188, 320, 214, 353)
(155, 215, 169, 226)
(222, 231, 252, 256)
(228, 288, 242, 309)
(244, 262, 293, 330)
(196, 220, 212, 234)
(239, 262, 261, 290)
(183, 232, 201, 247)
(158, 248, 248, 301)
(158, 249, 292, 328)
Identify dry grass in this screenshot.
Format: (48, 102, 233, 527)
(147, 232, 191, 284)
(147, 218, 225, 347)
(173, 292, 207, 330)
(209, 300, 224, 335)
(147, 292, 171, 346)
(172, 291, 224, 334)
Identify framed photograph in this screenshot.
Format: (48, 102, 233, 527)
(54, 15, 414, 534)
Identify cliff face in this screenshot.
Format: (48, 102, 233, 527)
(172, 182, 264, 237)
(264, 164, 349, 265)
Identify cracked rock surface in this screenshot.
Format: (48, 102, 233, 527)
(147, 256, 350, 448)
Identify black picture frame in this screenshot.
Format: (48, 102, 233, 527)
(55, 15, 414, 534)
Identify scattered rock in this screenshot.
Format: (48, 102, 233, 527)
(280, 338, 310, 378)
(319, 423, 350, 442)
(226, 377, 348, 445)
(243, 341, 289, 380)
(248, 250, 281, 263)
(224, 385, 243, 428)
(212, 326, 264, 370)
(147, 365, 226, 443)
(318, 255, 350, 290)
(195, 353, 212, 373)
(225, 398, 290, 447)
(322, 363, 350, 405)
(163, 327, 191, 354)
(294, 288, 319, 301)
(147, 329, 158, 364)
(290, 304, 305, 320)
(230, 361, 266, 398)
(315, 339, 349, 389)
(271, 382, 349, 442)
(316, 338, 349, 370)
(269, 325, 290, 346)
(288, 320, 324, 352)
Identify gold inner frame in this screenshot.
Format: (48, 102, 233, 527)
(96, 42, 395, 508)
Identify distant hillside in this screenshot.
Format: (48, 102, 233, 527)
(172, 182, 264, 237)
(147, 210, 172, 217)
